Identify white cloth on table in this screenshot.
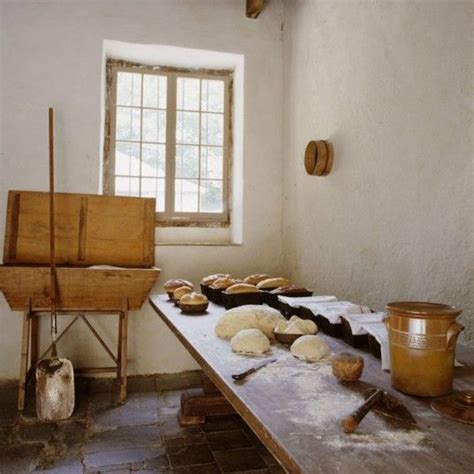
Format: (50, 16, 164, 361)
(301, 301, 371, 324)
(277, 295, 337, 307)
(342, 312, 386, 335)
(363, 322, 390, 370)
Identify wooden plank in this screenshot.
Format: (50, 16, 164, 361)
(149, 295, 474, 474)
(0, 266, 160, 311)
(3, 191, 156, 267)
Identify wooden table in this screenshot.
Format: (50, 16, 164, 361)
(149, 295, 474, 474)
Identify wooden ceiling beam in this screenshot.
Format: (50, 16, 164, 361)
(246, 0, 265, 19)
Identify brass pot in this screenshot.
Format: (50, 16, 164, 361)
(385, 302, 463, 397)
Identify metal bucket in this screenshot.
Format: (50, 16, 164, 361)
(385, 302, 463, 397)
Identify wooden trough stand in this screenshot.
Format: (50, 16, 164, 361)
(0, 191, 160, 410)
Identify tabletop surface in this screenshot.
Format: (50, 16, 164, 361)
(149, 295, 474, 474)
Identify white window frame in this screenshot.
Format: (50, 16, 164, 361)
(103, 60, 232, 227)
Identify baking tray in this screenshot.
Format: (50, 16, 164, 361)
(341, 317, 369, 349)
(265, 290, 313, 310)
(299, 306, 342, 337)
(222, 291, 264, 310)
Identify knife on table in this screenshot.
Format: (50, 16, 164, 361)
(232, 357, 277, 381)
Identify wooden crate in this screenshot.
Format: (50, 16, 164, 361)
(0, 266, 159, 311)
(4, 191, 155, 267)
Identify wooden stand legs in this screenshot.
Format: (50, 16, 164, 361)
(178, 374, 236, 426)
(118, 298, 129, 404)
(18, 299, 32, 411)
(17, 297, 130, 410)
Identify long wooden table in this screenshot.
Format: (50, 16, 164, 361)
(149, 295, 474, 474)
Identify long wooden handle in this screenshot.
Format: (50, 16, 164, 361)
(341, 389, 384, 434)
(49, 107, 57, 357)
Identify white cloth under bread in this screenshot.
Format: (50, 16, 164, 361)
(301, 301, 371, 324)
(277, 295, 337, 307)
(343, 312, 386, 335)
(363, 322, 391, 370)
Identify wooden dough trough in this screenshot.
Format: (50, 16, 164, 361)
(0, 190, 160, 409)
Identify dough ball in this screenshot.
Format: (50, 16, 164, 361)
(287, 316, 318, 335)
(215, 305, 284, 340)
(274, 320, 289, 333)
(284, 321, 305, 335)
(231, 329, 270, 355)
(290, 335, 330, 362)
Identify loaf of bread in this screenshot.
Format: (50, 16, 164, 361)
(164, 279, 193, 292)
(210, 277, 237, 290)
(225, 283, 259, 294)
(173, 286, 193, 300)
(201, 273, 230, 285)
(256, 277, 290, 290)
(243, 274, 269, 285)
(180, 292, 208, 305)
(270, 285, 308, 295)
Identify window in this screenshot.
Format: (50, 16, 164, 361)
(103, 60, 232, 226)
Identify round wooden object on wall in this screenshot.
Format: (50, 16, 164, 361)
(304, 140, 334, 176)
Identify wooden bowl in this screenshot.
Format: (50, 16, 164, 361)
(179, 302, 209, 314)
(274, 331, 303, 346)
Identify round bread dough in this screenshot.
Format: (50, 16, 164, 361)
(274, 320, 289, 333)
(290, 335, 330, 362)
(215, 305, 284, 339)
(287, 316, 318, 335)
(284, 321, 305, 335)
(231, 329, 270, 355)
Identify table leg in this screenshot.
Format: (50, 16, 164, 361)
(119, 298, 129, 404)
(18, 299, 31, 411)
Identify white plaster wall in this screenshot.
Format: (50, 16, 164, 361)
(0, 0, 285, 379)
(282, 1, 473, 343)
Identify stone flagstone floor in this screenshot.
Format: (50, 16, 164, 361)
(0, 385, 286, 473)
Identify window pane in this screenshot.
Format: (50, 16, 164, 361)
(201, 80, 224, 113)
(176, 145, 199, 179)
(141, 177, 165, 212)
(201, 113, 223, 146)
(142, 143, 165, 178)
(176, 111, 199, 145)
(200, 147, 223, 179)
(115, 177, 139, 197)
(143, 74, 167, 109)
(116, 72, 141, 107)
(116, 107, 141, 141)
(142, 109, 166, 143)
(115, 141, 140, 176)
(200, 180, 223, 213)
(175, 179, 199, 212)
(177, 78, 200, 111)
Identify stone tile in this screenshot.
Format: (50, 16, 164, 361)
(159, 414, 183, 440)
(0, 443, 42, 473)
(212, 447, 267, 472)
(158, 390, 182, 416)
(202, 415, 244, 433)
(92, 393, 161, 430)
(206, 429, 251, 451)
(167, 444, 214, 467)
(127, 375, 157, 393)
(0, 387, 19, 424)
(84, 446, 165, 469)
(187, 463, 221, 473)
(35, 453, 84, 473)
(143, 452, 170, 469)
(18, 421, 57, 443)
(58, 420, 87, 453)
(86, 425, 162, 453)
(35, 437, 64, 470)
